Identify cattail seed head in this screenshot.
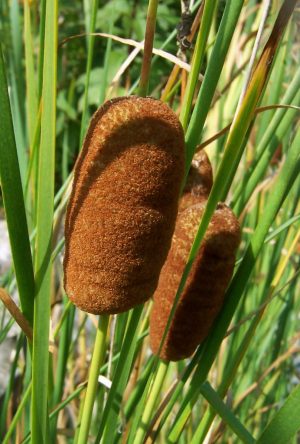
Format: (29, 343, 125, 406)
(64, 96, 185, 314)
(150, 202, 240, 361)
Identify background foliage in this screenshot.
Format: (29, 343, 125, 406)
(0, 0, 299, 443)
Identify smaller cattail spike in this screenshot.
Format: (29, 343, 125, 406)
(150, 201, 241, 361)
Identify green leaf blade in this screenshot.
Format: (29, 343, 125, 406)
(257, 384, 300, 444)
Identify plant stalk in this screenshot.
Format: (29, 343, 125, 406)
(133, 360, 168, 444)
(77, 314, 109, 444)
(138, 0, 159, 97)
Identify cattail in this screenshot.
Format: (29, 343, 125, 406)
(64, 96, 185, 314)
(150, 202, 240, 361)
(179, 149, 213, 212)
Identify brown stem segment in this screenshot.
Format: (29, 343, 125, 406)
(0, 288, 33, 341)
(138, 0, 159, 97)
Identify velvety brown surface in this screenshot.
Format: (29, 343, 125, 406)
(149, 202, 240, 361)
(64, 96, 185, 314)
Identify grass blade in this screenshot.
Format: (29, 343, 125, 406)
(80, 0, 100, 144)
(24, 0, 38, 147)
(179, 0, 218, 130)
(192, 382, 255, 444)
(31, 0, 58, 442)
(133, 360, 168, 444)
(37, 0, 46, 99)
(185, 0, 245, 169)
(0, 45, 35, 325)
(77, 315, 109, 444)
(232, 65, 300, 212)
(257, 384, 300, 444)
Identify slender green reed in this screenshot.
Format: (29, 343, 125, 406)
(31, 0, 58, 442)
(0, 45, 35, 325)
(80, 0, 100, 144)
(77, 315, 109, 444)
(179, 0, 218, 130)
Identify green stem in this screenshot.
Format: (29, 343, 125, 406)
(129, 0, 202, 95)
(185, 0, 244, 168)
(80, 0, 100, 144)
(138, 0, 159, 97)
(123, 356, 155, 421)
(141, 347, 204, 441)
(50, 302, 75, 442)
(133, 360, 168, 444)
(180, 0, 218, 131)
(31, 0, 58, 441)
(2, 383, 32, 444)
(96, 305, 143, 444)
(99, 17, 113, 104)
(6, 351, 124, 444)
(77, 315, 109, 444)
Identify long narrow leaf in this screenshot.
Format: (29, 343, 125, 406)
(257, 384, 300, 444)
(31, 0, 58, 442)
(0, 45, 34, 325)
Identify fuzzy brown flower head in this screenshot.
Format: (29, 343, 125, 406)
(64, 96, 185, 314)
(150, 201, 240, 361)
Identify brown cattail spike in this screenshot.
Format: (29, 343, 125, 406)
(179, 149, 213, 212)
(64, 96, 185, 315)
(150, 202, 240, 361)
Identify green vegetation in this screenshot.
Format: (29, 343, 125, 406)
(0, 0, 299, 443)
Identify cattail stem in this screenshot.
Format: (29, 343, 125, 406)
(76, 314, 109, 444)
(133, 359, 168, 444)
(138, 0, 159, 97)
(179, 0, 218, 131)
